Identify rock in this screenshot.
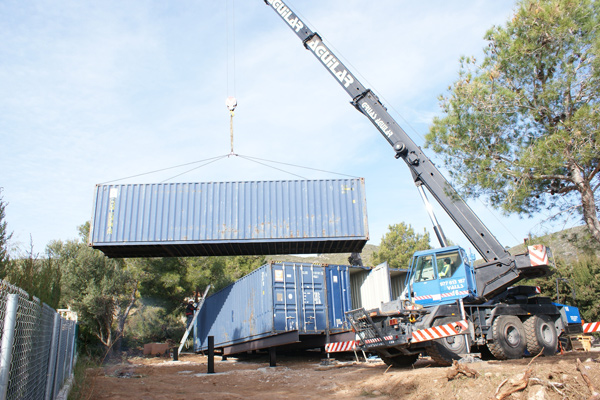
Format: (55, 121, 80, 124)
(510, 373, 525, 384)
(527, 387, 546, 400)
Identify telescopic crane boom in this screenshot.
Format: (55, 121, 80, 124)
(264, 0, 551, 299)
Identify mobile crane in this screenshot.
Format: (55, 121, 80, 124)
(264, 0, 588, 366)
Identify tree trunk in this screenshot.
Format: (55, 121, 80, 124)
(570, 164, 600, 244)
(113, 280, 139, 354)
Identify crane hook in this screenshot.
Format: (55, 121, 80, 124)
(226, 96, 237, 115)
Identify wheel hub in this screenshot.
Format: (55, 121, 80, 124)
(505, 325, 521, 347)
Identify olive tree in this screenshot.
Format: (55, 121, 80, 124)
(371, 222, 431, 269)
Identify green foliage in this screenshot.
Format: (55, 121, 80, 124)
(5, 244, 61, 309)
(185, 255, 266, 293)
(535, 255, 600, 323)
(426, 0, 600, 243)
(371, 222, 431, 269)
(49, 221, 266, 352)
(49, 223, 139, 353)
(134, 257, 190, 313)
(0, 191, 13, 275)
(124, 302, 185, 347)
(66, 355, 101, 400)
(0, 192, 60, 307)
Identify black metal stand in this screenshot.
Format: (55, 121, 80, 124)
(208, 336, 215, 374)
(269, 347, 276, 367)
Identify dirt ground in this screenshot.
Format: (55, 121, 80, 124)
(82, 349, 600, 400)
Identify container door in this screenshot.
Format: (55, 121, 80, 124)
(297, 265, 328, 333)
(326, 265, 351, 331)
(359, 262, 392, 310)
(272, 263, 299, 331)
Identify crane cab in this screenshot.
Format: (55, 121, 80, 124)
(406, 246, 477, 306)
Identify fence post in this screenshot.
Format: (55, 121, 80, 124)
(0, 294, 19, 400)
(44, 313, 60, 400)
(52, 319, 66, 399)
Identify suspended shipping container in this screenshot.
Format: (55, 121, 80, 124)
(193, 261, 404, 355)
(88, 179, 369, 258)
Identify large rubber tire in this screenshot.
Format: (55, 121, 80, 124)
(523, 315, 558, 356)
(425, 317, 471, 366)
(380, 354, 419, 368)
(487, 315, 527, 360)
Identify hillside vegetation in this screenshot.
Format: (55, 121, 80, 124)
(269, 225, 598, 269)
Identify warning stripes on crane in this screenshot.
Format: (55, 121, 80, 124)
(325, 340, 358, 353)
(363, 335, 394, 345)
(528, 245, 549, 266)
(413, 290, 469, 302)
(583, 321, 600, 333)
(411, 319, 469, 343)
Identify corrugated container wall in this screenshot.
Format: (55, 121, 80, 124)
(194, 262, 352, 351)
(88, 179, 368, 258)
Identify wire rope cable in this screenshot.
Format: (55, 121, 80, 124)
(98, 155, 231, 185)
(237, 154, 360, 179)
(225, 0, 237, 97)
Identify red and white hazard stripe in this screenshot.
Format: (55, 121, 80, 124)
(412, 320, 469, 343)
(413, 295, 433, 301)
(441, 290, 469, 298)
(363, 335, 393, 345)
(528, 245, 549, 266)
(325, 340, 358, 353)
(414, 291, 469, 301)
(583, 321, 600, 333)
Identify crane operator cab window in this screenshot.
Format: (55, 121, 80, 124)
(414, 255, 435, 282)
(436, 250, 460, 279)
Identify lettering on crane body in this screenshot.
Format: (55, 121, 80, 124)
(266, 0, 304, 33)
(360, 102, 394, 137)
(305, 36, 355, 89)
(266, 0, 355, 89)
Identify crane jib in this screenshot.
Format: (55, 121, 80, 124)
(265, 0, 358, 90)
(305, 36, 355, 89)
(265, 0, 305, 33)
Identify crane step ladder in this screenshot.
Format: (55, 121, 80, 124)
(178, 285, 211, 356)
(345, 308, 392, 349)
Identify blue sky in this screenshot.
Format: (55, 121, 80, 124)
(0, 0, 574, 257)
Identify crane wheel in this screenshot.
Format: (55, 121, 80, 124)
(380, 354, 419, 368)
(487, 315, 526, 360)
(425, 317, 471, 366)
(523, 315, 558, 356)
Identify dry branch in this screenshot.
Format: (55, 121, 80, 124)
(446, 360, 479, 380)
(492, 367, 533, 400)
(577, 358, 600, 400)
(529, 377, 565, 396)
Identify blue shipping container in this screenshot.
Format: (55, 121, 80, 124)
(89, 179, 368, 258)
(194, 262, 352, 352)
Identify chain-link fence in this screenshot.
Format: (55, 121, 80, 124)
(0, 280, 77, 400)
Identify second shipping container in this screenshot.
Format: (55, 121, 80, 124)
(193, 261, 407, 355)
